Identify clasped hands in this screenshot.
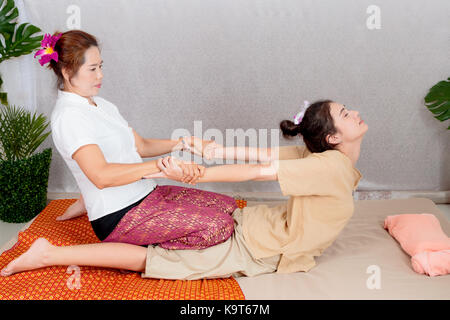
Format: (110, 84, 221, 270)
(174, 135, 220, 160)
(142, 136, 221, 185)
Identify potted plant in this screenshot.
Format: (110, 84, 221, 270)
(0, 0, 50, 223)
(424, 77, 450, 130)
(0, 0, 43, 105)
(0, 105, 51, 222)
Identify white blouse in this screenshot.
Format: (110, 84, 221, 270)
(51, 90, 156, 221)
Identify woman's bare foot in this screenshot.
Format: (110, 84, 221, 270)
(1, 238, 53, 277)
(57, 198, 86, 221)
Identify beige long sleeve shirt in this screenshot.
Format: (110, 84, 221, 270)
(242, 145, 363, 273)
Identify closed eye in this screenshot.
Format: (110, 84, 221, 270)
(91, 64, 103, 71)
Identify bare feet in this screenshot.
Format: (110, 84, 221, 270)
(57, 198, 86, 221)
(1, 238, 53, 277)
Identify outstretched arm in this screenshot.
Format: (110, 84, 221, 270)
(180, 136, 274, 162)
(210, 146, 273, 162)
(145, 159, 278, 183)
(197, 161, 278, 182)
(185, 137, 275, 162)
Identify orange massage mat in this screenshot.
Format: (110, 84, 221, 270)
(0, 199, 246, 300)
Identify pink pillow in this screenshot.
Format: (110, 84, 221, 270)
(384, 213, 450, 276)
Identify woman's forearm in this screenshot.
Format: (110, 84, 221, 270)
(139, 138, 181, 158)
(196, 162, 277, 183)
(213, 146, 272, 162)
(101, 160, 161, 189)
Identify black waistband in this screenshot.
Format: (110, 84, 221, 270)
(90, 189, 154, 241)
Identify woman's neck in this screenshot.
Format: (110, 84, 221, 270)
(87, 97, 97, 107)
(62, 88, 97, 107)
(338, 141, 361, 167)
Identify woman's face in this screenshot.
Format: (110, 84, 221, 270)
(62, 46, 103, 98)
(327, 102, 368, 145)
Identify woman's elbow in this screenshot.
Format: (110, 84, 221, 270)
(98, 182, 108, 190)
(91, 171, 109, 190)
(94, 177, 107, 190)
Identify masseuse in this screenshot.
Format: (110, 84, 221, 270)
(38, 30, 238, 249)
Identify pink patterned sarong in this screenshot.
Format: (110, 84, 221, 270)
(103, 185, 237, 250)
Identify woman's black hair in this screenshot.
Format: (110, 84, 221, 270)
(280, 99, 340, 153)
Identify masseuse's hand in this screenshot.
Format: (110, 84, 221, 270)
(170, 156, 206, 185)
(179, 136, 222, 160)
(143, 156, 205, 185)
(201, 141, 223, 160)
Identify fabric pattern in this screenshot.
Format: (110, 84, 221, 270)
(0, 199, 245, 300)
(103, 185, 237, 249)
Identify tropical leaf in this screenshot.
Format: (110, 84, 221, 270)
(0, 0, 43, 105)
(0, 0, 43, 63)
(0, 0, 18, 41)
(424, 77, 450, 130)
(0, 22, 42, 63)
(0, 73, 6, 105)
(0, 104, 51, 161)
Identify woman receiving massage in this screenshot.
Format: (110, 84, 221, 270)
(1, 30, 367, 279)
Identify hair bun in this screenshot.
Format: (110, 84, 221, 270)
(280, 119, 301, 139)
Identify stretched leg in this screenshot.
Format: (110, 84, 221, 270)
(143, 210, 278, 280)
(0, 237, 147, 277)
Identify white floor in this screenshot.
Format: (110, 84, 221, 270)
(0, 202, 449, 250)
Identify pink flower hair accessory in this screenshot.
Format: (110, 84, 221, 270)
(293, 100, 310, 125)
(34, 33, 62, 66)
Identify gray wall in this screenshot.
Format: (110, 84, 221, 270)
(2, 0, 449, 194)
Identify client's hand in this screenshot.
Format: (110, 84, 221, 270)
(174, 136, 220, 160)
(179, 161, 206, 185)
(201, 141, 223, 160)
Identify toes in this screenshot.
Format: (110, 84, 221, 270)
(1, 267, 11, 277)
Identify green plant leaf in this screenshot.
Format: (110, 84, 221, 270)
(0, 148, 52, 222)
(0, 104, 51, 161)
(0, 91, 7, 105)
(424, 77, 450, 128)
(0, 22, 42, 62)
(0, 0, 18, 42)
(0, 0, 43, 105)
